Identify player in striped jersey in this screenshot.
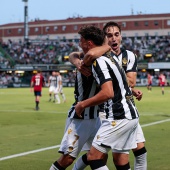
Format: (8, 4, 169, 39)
(79, 22, 147, 170)
(54, 71, 66, 104)
(72, 22, 146, 170)
(74, 25, 139, 170)
(48, 71, 57, 102)
(102, 21, 147, 170)
(49, 37, 102, 170)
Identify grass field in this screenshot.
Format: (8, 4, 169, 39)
(0, 86, 170, 170)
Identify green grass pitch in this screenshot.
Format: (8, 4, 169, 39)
(0, 87, 170, 170)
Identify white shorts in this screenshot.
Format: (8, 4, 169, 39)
(49, 86, 56, 93)
(58, 117, 101, 158)
(99, 111, 106, 121)
(92, 118, 139, 154)
(136, 123, 145, 143)
(54, 86, 63, 94)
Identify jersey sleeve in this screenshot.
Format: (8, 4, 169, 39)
(126, 51, 138, 73)
(92, 57, 112, 86)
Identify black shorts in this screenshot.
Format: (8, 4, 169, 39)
(34, 91, 42, 96)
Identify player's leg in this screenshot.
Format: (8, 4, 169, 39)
(72, 117, 102, 170)
(87, 146, 109, 170)
(34, 91, 41, 110)
(72, 152, 108, 170)
(54, 88, 61, 104)
(162, 86, 164, 95)
(132, 123, 147, 170)
(59, 88, 66, 103)
(49, 154, 76, 170)
(113, 152, 131, 170)
(60, 92, 66, 103)
(72, 153, 89, 170)
(49, 87, 53, 101)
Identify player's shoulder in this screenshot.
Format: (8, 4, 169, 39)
(125, 49, 135, 56)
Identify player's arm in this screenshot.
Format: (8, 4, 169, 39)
(69, 51, 91, 77)
(132, 88, 143, 101)
(30, 80, 34, 92)
(126, 72, 137, 88)
(83, 44, 111, 66)
(75, 81, 113, 117)
(69, 52, 82, 68)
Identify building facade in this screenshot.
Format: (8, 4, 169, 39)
(0, 13, 170, 42)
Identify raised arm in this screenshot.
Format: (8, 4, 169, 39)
(83, 44, 111, 66)
(69, 51, 91, 77)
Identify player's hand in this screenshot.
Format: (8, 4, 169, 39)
(132, 88, 143, 101)
(75, 102, 85, 118)
(77, 61, 91, 77)
(30, 88, 33, 92)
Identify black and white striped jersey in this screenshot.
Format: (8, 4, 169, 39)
(113, 48, 138, 73)
(92, 53, 139, 120)
(49, 76, 57, 87)
(68, 70, 99, 119)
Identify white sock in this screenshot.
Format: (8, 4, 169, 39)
(95, 165, 109, 170)
(134, 152, 147, 170)
(61, 93, 66, 101)
(49, 164, 59, 170)
(55, 94, 60, 103)
(72, 156, 87, 170)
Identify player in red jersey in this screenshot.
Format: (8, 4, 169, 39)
(30, 69, 45, 110)
(147, 73, 152, 92)
(159, 72, 166, 95)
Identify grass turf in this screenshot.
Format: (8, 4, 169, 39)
(0, 87, 170, 169)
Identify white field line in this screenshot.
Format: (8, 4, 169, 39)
(0, 110, 65, 114)
(0, 118, 170, 161)
(0, 145, 60, 161)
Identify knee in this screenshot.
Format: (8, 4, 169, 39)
(58, 154, 75, 167)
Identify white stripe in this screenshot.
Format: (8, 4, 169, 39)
(0, 145, 60, 161)
(141, 118, 170, 127)
(0, 118, 170, 161)
(0, 110, 65, 114)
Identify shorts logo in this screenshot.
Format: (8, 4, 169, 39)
(68, 128, 72, 134)
(68, 147, 73, 152)
(97, 135, 100, 139)
(111, 121, 116, 126)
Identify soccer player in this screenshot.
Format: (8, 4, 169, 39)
(48, 71, 57, 102)
(75, 25, 139, 170)
(54, 71, 66, 104)
(30, 69, 45, 110)
(72, 22, 146, 170)
(49, 36, 102, 169)
(147, 72, 152, 92)
(159, 72, 166, 95)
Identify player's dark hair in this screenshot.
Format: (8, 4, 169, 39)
(78, 25, 105, 46)
(103, 21, 121, 35)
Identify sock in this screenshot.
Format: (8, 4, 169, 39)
(72, 154, 88, 170)
(49, 161, 65, 170)
(133, 147, 147, 170)
(36, 101, 39, 107)
(89, 159, 109, 170)
(61, 93, 66, 101)
(55, 94, 60, 103)
(115, 163, 131, 170)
